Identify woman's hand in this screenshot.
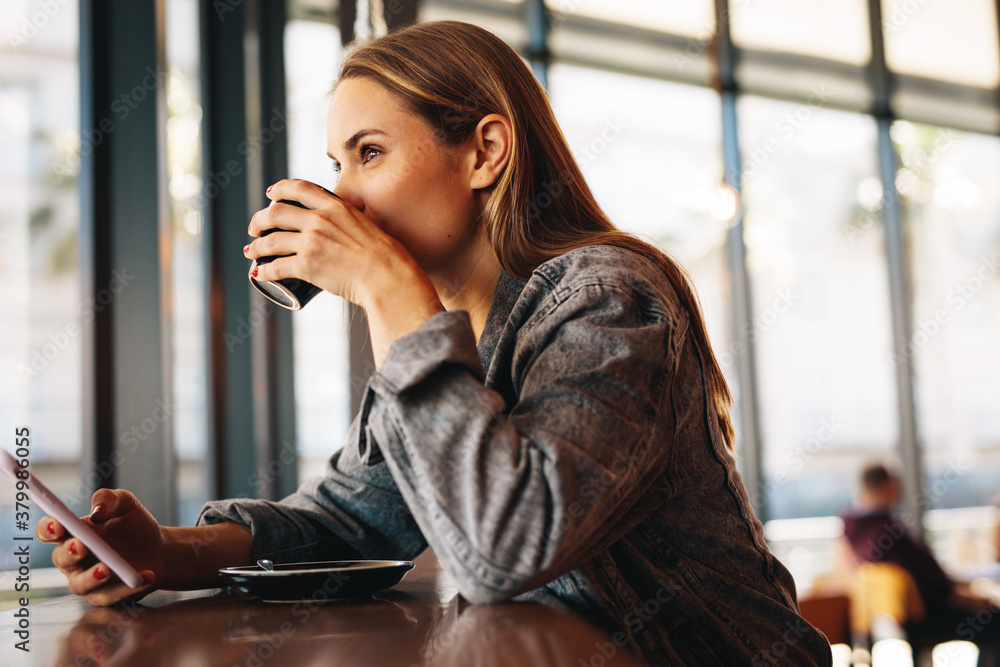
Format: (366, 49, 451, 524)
(245, 179, 444, 365)
(35, 489, 161, 606)
(245, 179, 428, 308)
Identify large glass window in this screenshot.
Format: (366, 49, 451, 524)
(545, 0, 715, 86)
(895, 121, 1000, 571)
(548, 64, 734, 393)
(738, 96, 897, 582)
(882, 0, 1000, 88)
(0, 1, 82, 580)
(420, 0, 526, 47)
(546, 0, 714, 37)
(730, 0, 871, 65)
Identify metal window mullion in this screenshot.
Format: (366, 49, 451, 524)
(80, 0, 175, 523)
(714, 0, 765, 521)
(200, 0, 257, 500)
(878, 120, 922, 526)
(525, 0, 550, 88)
(245, 0, 298, 501)
(867, 0, 923, 531)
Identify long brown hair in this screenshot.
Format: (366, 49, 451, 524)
(338, 21, 735, 450)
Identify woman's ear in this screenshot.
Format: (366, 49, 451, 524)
(469, 113, 512, 190)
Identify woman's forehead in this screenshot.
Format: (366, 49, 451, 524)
(329, 79, 403, 132)
(327, 78, 436, 156)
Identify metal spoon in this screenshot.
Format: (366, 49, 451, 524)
(257, 559, 274, 572)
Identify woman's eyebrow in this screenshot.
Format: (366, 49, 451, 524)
(328, 128, 388, 160)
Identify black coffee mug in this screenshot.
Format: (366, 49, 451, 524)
(248, 200, 323, 310)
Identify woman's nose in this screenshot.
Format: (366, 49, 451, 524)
(332, 176, 364, 213)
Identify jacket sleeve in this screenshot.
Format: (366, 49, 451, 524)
(195, 412, 427, 564)
(361, 279, 689, 603)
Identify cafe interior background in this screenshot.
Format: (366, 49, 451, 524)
(0, 0, 998, 650)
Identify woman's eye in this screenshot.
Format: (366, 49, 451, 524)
(330, 161, 341, 174)
(360, 145, 381, 164)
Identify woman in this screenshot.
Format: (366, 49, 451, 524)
(38, 21, 831, 665)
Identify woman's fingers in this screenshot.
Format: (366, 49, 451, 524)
(51, 537, 90, 571)
(246, 216, 362, 287)
(66, 562, 156, 605)
(249, 254, 278, 283)
(89, 488, 140, 524)
(250, 254, 313, 285)
(244, 229, 305, 261)
(36, 490, 162, 606)
(35, 516, 65, 543)
(265, 178, 335, 209)
(246, 180, 413, 306)
(65, 561, 112, 596)
(39, 515, 104, 588)
(248, 197, 330, 238)
(248, 200, 302, 237)
(249, 179, 343, 238)
(87, 570, 156, 607)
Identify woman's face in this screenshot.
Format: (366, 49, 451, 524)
(326, 77, 483, 278)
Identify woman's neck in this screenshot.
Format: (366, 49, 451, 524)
(431, 243, 502, 343)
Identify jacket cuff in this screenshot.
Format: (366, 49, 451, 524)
(196, 499, 321, 563)
(374, 310, 485, 394)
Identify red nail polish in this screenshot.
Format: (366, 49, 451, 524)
(90, 504, 107, 519)
(94, 567, 107, 581)
(69, 541, 78, 556)
(266, 184, 273, 194)
(243, 244, 250, 254)
(47, 521, 55, 535)
(251, 266, 259, 278)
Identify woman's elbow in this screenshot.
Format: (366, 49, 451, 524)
(455, 577, 519, 605)
(445, 522, 563, 604)
(449, 559, 538, 604)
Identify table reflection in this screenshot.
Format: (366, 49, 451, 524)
(56, 594, 426, 667)
(53, 592, 644, 666)
(422, 597, 645, 666)
(40, 555, 645, 666)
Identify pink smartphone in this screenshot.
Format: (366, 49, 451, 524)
(1, 449, 144, 588)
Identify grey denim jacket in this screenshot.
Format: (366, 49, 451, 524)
(198, 245, 833, 666)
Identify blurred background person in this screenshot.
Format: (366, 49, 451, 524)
(841, 463, 999, 665)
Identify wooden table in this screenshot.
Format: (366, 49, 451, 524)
(1, 552, 646, 666)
